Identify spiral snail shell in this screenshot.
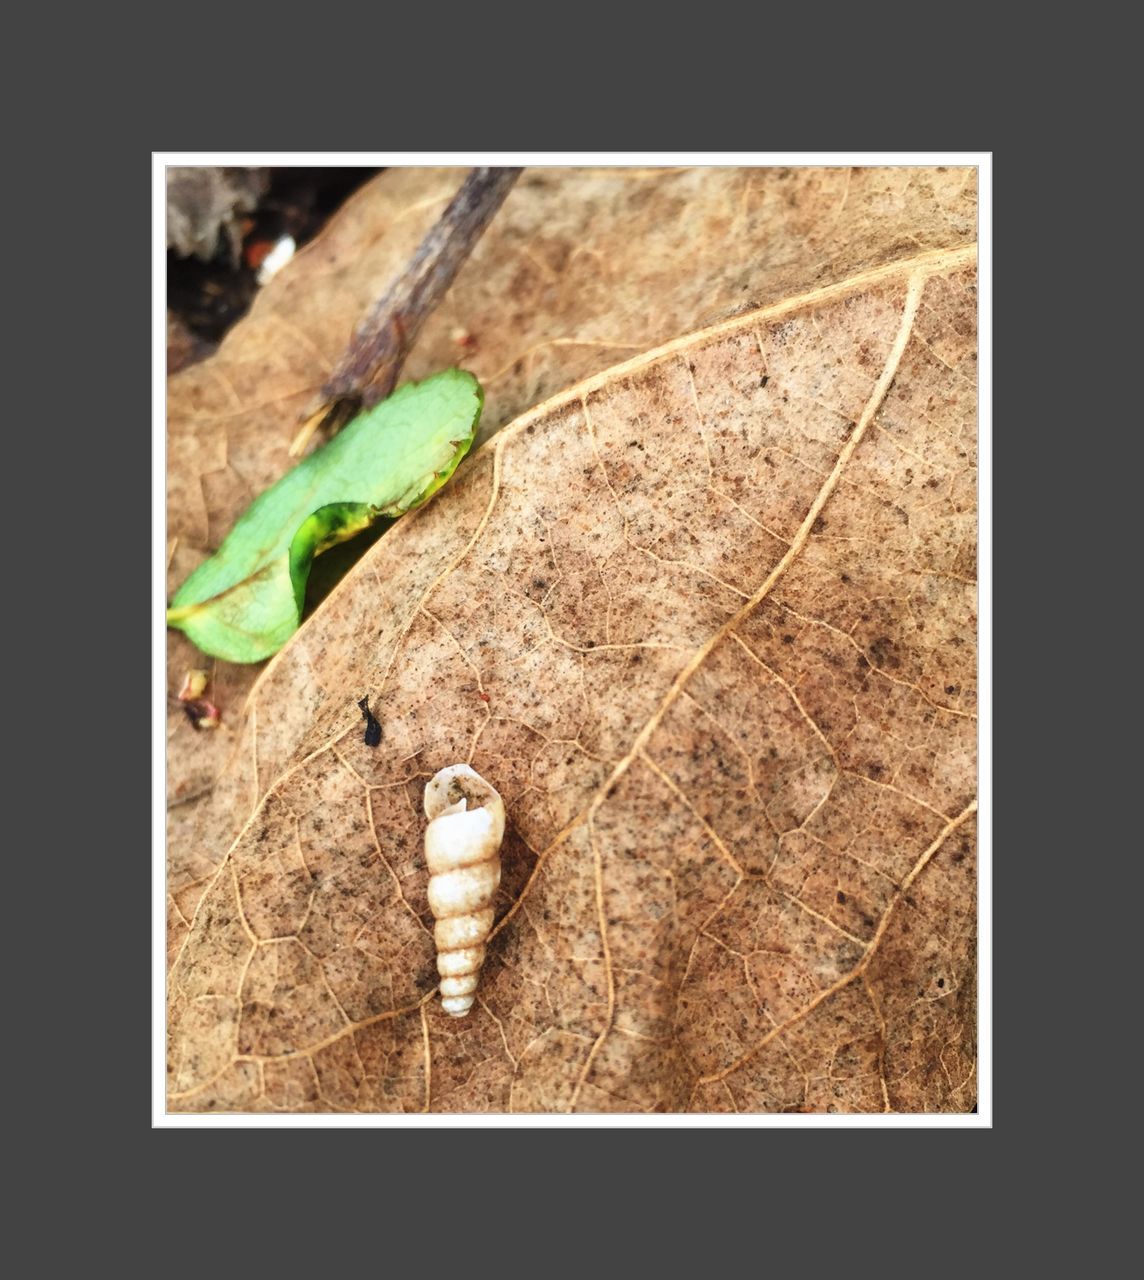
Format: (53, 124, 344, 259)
(424, 764, 505, 1017)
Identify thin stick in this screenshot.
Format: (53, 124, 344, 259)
(290, 166, 522, 456)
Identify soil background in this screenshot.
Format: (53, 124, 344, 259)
(167, 167, 380, 373)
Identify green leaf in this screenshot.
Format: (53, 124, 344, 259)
(167, 368, 483, 663)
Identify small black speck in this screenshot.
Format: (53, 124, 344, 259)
(760, 374, 769, 387)
(358, 696, 382, 748)
(836, 891, 847, 904)
(936, 978, 945, 988)
(781, 634, 795, 645)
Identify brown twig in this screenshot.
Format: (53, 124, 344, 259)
(290, 166, 522, 456)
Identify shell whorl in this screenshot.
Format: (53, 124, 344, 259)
(424, 764, 505, 1017)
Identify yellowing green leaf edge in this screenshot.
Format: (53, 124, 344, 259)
(167, 369, 483, 663)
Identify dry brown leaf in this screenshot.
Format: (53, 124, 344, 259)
(167, 236, 978, 1114)
(166, 165, 976, 960)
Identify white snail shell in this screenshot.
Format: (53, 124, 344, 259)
(424, 764, 505, 1017)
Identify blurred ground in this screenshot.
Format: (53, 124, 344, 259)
(166, 167, 380, 373)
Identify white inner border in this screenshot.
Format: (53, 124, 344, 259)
(154, 152, 992, 1128)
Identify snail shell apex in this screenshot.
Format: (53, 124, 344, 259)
(424, 765, 505, 1017)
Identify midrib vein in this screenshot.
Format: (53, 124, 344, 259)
(578, 271, 925, 830)
(560, 270, 925, 1108)
(490, 269, 927, 950)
